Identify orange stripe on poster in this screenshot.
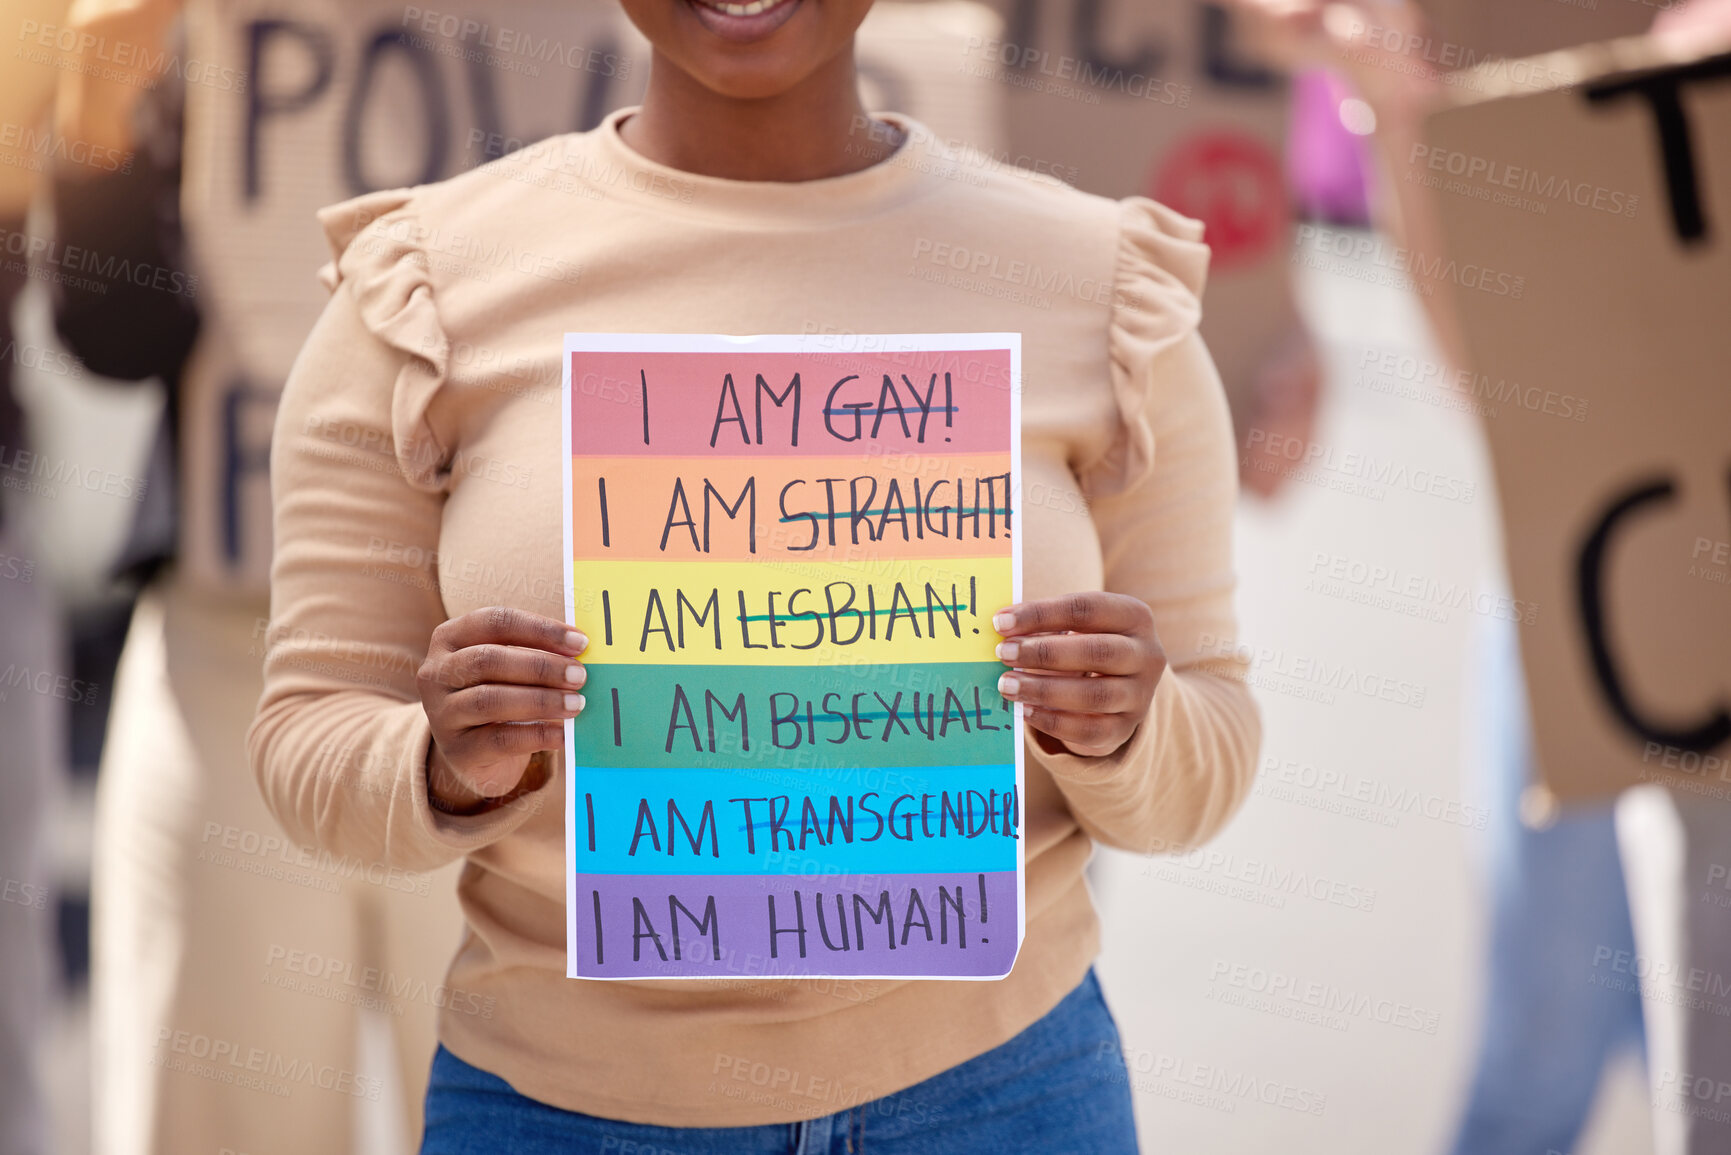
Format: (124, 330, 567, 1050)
(572, 453, 1015, 563)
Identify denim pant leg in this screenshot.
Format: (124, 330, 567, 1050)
(851, 968, 1138, 1155)
(1448, 619, 1643, 1155)
(422, 969, 1138, 1155)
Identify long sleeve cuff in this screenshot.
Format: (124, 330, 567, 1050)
(1033, 664, 1260, 856)
(250, 691, 553, 873)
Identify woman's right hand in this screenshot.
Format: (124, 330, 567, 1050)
(416, 607, 588, 815)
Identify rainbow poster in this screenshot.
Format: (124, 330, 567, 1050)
(562, 333, 1023, 981)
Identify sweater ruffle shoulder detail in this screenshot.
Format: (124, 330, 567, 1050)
(316, 188, 451, 492)
(1092, 196, 1211, 497)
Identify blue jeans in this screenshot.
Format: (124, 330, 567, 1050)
(1447, 618, 1644, 1155)
(422, 969, 1139, 1154)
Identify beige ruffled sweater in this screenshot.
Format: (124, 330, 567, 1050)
(248, 109, 1260, 1126)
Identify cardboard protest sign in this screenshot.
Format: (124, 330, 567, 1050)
(128, 0, 999, 595)
(1414, 0, 1655, 63)
(1423, 38, 1731, 802)
(562, 334, 1024, 979)
(976, 0, 1297, 420)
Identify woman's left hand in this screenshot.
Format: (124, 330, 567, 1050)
(993, 593, 1167, 758)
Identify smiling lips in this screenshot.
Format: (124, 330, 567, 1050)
(695, 0, 793, 13)
(688, 0, 802, 41)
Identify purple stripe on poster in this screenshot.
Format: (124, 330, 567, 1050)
(573, 870, 1018, 979)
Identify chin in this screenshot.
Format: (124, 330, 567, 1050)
(690, 54, 819, 101)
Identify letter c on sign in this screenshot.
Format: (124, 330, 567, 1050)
(1577, 476, 1731, 751)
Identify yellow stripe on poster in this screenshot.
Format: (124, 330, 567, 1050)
(572, 558, 1013, 667)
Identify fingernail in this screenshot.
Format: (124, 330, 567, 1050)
(564, 693, 586, 713)
(565, 665, 586, 686)
(566, 631, 587, 654)
(997, 673, 1019, 698)
(995, 641, 1019, 662)
(992, 611, 1015, 634)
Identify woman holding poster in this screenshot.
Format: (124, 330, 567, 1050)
(249, 0, 1260, 1149)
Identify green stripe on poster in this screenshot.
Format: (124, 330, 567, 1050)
(574, 662, 1013, 770)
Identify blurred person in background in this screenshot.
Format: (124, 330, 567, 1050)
(1228, 1, 1730, 1153)
(1311, 21, 1645, 1149)
(46, 0, 534, 1148)
(0, 4, 73, 1151)
(997, 6, 1386, 936)
(978, 0, 1329, 502)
